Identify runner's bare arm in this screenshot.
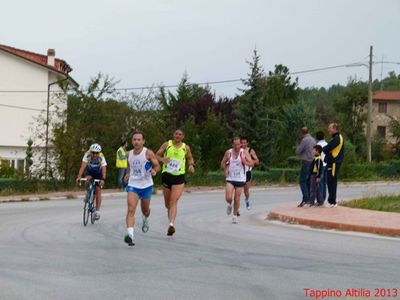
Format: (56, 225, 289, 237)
(186, 145, 195, 174)
(220, 151, 229, 177)
(250, 149, 260, 166)
(155, 141, 169, 164)
(243, 151, 254, 167)
(146, 149, 160, 176)
(124, 151, 130, 183)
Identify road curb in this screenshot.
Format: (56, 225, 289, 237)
(268, 207, 400, 237)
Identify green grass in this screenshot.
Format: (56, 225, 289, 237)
(342, 195, 400, 213)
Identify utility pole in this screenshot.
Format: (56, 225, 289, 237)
(366, 46, 373, 163)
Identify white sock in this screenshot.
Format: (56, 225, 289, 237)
(169, 222, 174, 227)
(127, 227, 134, 238)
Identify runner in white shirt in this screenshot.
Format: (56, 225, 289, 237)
(123, 131, 160, 246)
(220, 137, 254, 224)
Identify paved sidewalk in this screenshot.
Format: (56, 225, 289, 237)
(268, 205, 400, 237)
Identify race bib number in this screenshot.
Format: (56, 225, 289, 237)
(132, 160, 143, 178)
(166, 159, 181, 173)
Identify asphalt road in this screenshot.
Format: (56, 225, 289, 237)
(0, 183, 399, 300)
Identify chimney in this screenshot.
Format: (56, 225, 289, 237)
(47, 48, 55, 67)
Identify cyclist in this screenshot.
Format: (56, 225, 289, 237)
(123, 131, 160, 246)
(76, 143, 107, 220)
(156, 129, 195, 236)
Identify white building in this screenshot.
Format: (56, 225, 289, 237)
(0, 44, 77, 174)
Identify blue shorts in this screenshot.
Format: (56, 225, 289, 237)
(126, 185, 153, 200)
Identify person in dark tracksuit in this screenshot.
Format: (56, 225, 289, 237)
(308, 145, 324, 207)
(322, 123, 344, 208)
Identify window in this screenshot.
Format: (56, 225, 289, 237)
(17, 160, 25, 173)
(377, 126, 386, 138)
(378, 102, 387, 113)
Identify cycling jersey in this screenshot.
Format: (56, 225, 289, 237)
(82, 151, 107, 175)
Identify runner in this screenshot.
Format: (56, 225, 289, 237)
(123, 131, 160, 246)
(240, 136, 260, 210)
(156, 129, 195, 236)
(76, 143, 107, 221)
(221, 137, 254, 224)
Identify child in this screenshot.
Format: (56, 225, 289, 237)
(308, 145, 324, 206)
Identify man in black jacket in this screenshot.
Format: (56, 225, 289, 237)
(322, 123, 344, 207)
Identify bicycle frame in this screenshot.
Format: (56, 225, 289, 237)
(80, 178, 101, 226)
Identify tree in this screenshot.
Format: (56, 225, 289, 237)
(25, 138, 33, 177)
(235, 50, 301, 166)
(333, 79, 367, 158)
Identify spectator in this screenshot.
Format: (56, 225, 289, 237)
(295, 127, 316, 207)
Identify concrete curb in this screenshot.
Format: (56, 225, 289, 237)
(268, 206, 400, 237)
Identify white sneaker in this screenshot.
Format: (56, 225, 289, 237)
(226, 204, 232, 215)
(232, 215, 238, 224)
(329, 204, 338, 208)
(94, 211, 101, 220)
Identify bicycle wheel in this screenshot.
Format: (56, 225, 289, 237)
(90, 192, 96, 224)
(83, 196, 90, 226)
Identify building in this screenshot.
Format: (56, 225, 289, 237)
(372, 91, 400, 144)
(0, 44, 77, 174)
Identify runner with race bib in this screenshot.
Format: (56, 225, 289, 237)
(156, 129, 195, 236)
(220, 137, 254, 224)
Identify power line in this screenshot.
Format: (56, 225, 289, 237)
(0, 103, 45, 112)
(2, 60, 394, 94)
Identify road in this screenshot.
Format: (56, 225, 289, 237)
(0, 183, 399, 300)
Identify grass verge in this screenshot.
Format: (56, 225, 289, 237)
(342, 195, 400, 213)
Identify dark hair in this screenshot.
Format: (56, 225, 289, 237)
(232, 136, 241, 143)
(313, 145, 323, 154)
(240, 136, 249, 142)
(132, 131, 145, 140)
(121, 140, 127, 146)
(316, 131, 324, 141)
(175, 128, 185, 135)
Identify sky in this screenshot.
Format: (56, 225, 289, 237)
(1, 0, 399, 97)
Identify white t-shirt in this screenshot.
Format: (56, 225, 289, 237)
(127, 147, 153, 189)
(317, 140, 328, 167)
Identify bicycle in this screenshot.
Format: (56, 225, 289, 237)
(80, 178, 101, 226)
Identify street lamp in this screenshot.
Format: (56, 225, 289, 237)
(45, 76, 69, 178)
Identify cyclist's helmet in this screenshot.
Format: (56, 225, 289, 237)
(89, 143, 102, 152)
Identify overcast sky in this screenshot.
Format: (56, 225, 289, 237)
(1, 0, 399, 97)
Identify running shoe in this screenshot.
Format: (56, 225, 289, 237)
(329, 203, 338, 208)
(167, 225, 175, 236)
(124, 234, 135, 246)
(232, 215, 238, 224)
(94, 211, 101, 220)
(226, 204, 232, 215)
(142, 216, 149, 233)
(245, 199, 252, 210)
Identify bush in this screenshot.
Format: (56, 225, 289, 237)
(0, 178, 69, 195)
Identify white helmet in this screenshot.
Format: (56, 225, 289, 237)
(89, 143, 102, 152)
